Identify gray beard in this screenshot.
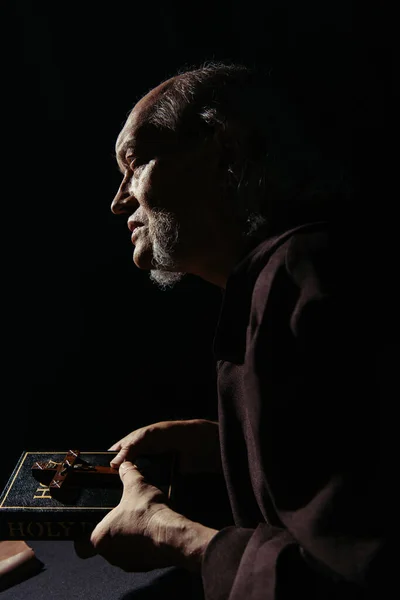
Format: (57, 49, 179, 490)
(147, 210, 267, 290)
(148, 210, 185, 290)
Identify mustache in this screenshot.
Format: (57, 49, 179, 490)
(131, 213, 149, 227)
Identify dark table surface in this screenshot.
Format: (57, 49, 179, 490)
(1, 541, 204, 599)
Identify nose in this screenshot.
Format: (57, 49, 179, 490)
(111, 172, 138, 215)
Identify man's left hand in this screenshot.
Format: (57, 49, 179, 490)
(74, 461, 218, 572)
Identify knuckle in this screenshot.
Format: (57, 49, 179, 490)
(127, 428, 146, 447)
(141, 425, 153, 440)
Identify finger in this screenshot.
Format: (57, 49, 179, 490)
(108, 441, 122, 451)
(89, 516, 112, 551)
(74, 535, 98, 559)
(110, 446, 132, 468)
(109, 424, 169, 468)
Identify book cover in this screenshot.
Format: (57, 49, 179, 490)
(0, 451, 175, 541)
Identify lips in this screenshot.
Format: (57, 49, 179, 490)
(127, 217, 146, 244)
(131, 225, 147, 244)
(127, 220, 143, 233)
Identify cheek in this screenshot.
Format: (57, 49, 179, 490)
(127, 176, 139, 197)
(148, 164, 185, 207)
(129, 170, 159, 211)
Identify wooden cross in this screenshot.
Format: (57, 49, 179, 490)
(32, 450, 120, 498)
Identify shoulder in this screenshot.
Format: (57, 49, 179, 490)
(253, 222, 332, 292)
(248, 222, 332, 327)
(285, 226, 332, 293)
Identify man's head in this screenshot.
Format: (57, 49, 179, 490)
(111, 61, 340, 289)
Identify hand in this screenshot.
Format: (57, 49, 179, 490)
(109, 419, 222, 474)
(74, 461, 218, 572)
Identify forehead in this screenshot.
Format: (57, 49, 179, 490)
(115, 77, 177, 157)
(115, 113, 140, 159)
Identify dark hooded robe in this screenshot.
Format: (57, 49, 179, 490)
(202, 221, 389, 599)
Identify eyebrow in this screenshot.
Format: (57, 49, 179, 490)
(116, 153, 126, 175)
(114, 140, 136, 174)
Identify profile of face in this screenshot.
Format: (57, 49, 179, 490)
(111, 81, 228, 288)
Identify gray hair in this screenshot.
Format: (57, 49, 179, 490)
(146, 61, 350, 237)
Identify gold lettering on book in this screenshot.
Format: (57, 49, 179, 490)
(27, 522, 44, 537)
(7, 522, 26, 537)
(43, 521, 77, 537)
(44, 521, 61, 537)
(7, 521, 96, 538)
(58, 522, 74, 537)
(33, 483, 52, 499)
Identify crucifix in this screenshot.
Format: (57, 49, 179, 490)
(32, 450, 120, 499)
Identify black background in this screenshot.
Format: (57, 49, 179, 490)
(1, 1, 393, 488)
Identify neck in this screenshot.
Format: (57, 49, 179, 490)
(191, 234, 250, 289)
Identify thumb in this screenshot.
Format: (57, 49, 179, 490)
(119, 461, 143, 492)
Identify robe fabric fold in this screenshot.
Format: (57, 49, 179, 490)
(202, 222, 387, 599)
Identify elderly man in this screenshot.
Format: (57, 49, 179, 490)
(78, 63, 386, 599)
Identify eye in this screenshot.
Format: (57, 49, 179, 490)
(125, 154, 135, 168)
(126, 155, 146, 174)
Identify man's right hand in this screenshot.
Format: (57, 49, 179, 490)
(108, 419, 222, 474)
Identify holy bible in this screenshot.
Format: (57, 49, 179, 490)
(0, 450, 175, 541)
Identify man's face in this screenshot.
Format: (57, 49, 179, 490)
(111, 84, 224, 286)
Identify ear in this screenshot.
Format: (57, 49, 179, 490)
(211, 119, 248, 173)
